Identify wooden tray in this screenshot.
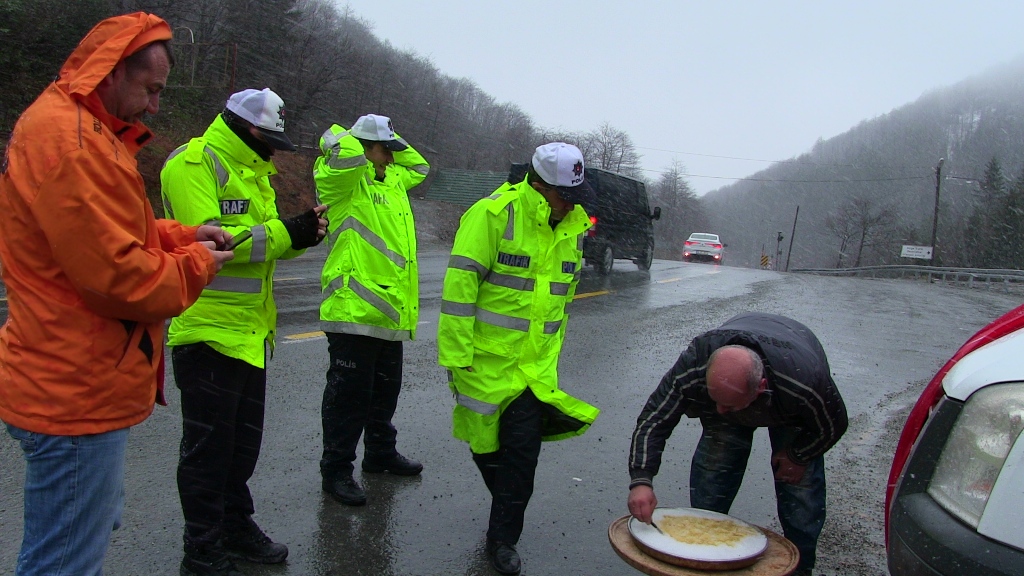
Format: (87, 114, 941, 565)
(609, 516, 800, 576)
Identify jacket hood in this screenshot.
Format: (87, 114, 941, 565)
(205, 115, 278, 176)
(57, 12, 172, 98)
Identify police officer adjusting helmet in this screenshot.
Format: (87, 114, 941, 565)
(350, 113, 408, 151)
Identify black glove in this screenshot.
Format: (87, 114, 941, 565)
(281, 208, 324, 250)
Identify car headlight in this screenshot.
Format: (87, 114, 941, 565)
(927, 383, 1024, 528)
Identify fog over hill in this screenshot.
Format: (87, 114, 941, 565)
(701, 56, 1024, 270)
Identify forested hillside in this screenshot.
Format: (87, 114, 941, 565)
(1, 0, 706, 240)
(8, 0, 1015, 266)
(701, 56, 1024, 270)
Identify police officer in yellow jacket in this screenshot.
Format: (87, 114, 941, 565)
(314, 114, 430, 507)
(161, 88, 327, 576)
(438, 143, 600, 576)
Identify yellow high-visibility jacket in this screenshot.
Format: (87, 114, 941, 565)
(314, 124, 429, 341)
(438, 178, 600, 453)
(161, 115, 304, 368)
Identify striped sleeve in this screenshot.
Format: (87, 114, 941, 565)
(628, 343, 703, 487)
(776, 369, 848, 464)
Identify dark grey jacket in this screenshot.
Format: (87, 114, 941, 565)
(628, 312, 848, 488)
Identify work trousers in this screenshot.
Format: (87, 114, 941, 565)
(472, 388, 543, 545)
(690, 417, 826, 571)
(320, 332, 403, 480)
(173, 342, 266, 549)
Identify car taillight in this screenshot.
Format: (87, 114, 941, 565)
(926, 383, 1024, 528)
(588, 216, 598, 237)
(711, 243, 722, 249)
(684, 240, 696, 246)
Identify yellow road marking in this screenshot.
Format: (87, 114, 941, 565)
(284, 331, 325, 341)
(282, 292, 609, 340)
(656, 277, 682, 284)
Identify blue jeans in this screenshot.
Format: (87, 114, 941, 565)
(689, 418, 826, 571)
(5, 423, 129, 576)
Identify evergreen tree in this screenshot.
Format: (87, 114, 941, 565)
(993, 166, 1024, 268)
(964, 157, 1006, 267)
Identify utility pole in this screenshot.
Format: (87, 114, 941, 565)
(784, 205, 800, 272)
(930, 158, 944, 262)
(775, 232, 784, 271)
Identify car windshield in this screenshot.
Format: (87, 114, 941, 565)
(690, 234, 719, 242)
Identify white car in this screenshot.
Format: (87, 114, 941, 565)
(886, 304, 1024, 576)
(682, 232, 724, 264)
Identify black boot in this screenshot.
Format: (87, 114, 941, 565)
(362, 453, 423, 476)
(181, 543, 244, 576)
(222, 515, 288, 564)
(485, 539, 521, 575)
(322, 475, 367, 505)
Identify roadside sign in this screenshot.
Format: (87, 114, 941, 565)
(901, 245, 933, 260)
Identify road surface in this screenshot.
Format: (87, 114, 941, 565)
(1, 246, 1020, 575)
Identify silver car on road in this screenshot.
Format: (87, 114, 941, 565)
(683, 232, 724, 264)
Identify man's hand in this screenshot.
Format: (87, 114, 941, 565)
(627, 485, 658, 524)
(313, 204, 329, 243)
(196, 225, 230, 247)
(282, 205, 329, 250)
(771, 451, 807, 484)
(199, 241, 234, 272)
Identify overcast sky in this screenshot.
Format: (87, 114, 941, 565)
(341, 0, 1024, 195)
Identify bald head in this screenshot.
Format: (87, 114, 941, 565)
(706, 345, 766, 415)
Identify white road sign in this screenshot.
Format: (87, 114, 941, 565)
(901, 245, 933, 260)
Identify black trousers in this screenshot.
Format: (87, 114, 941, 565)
(173, 343, 266, 549)
(472, 388, 543, 545)
(320, 332, 403, 480)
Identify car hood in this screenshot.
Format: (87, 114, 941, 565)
(943, 328, 1024, 401)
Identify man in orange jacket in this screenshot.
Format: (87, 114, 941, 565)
(0, 13, 232, 576)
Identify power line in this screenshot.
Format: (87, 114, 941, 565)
(634, 145, 863, 167)
(635, 166, 932, 184)
(636, 145, 808, 164)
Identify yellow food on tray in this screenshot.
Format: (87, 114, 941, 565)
(659, 514, 759, 547)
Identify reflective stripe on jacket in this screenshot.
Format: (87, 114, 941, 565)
(0, 13, 216, 435)
(437, 179, 599, 453)
(314, 124, 429, 341)
(160, 115, 304, 368)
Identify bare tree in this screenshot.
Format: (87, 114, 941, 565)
(650, 160, 703, 256)
(825, 196, 897, 267)
(825, 208, 857, 267)
(586, 122, 642, 177)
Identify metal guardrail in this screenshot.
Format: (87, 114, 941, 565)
(792, 265, 1024, 292)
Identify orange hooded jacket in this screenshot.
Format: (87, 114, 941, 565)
(0, 13, 217, 435)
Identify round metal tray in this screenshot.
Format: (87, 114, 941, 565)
(609, 515, 800, 576)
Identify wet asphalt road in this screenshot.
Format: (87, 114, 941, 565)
(1, 245, 1021, 576)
